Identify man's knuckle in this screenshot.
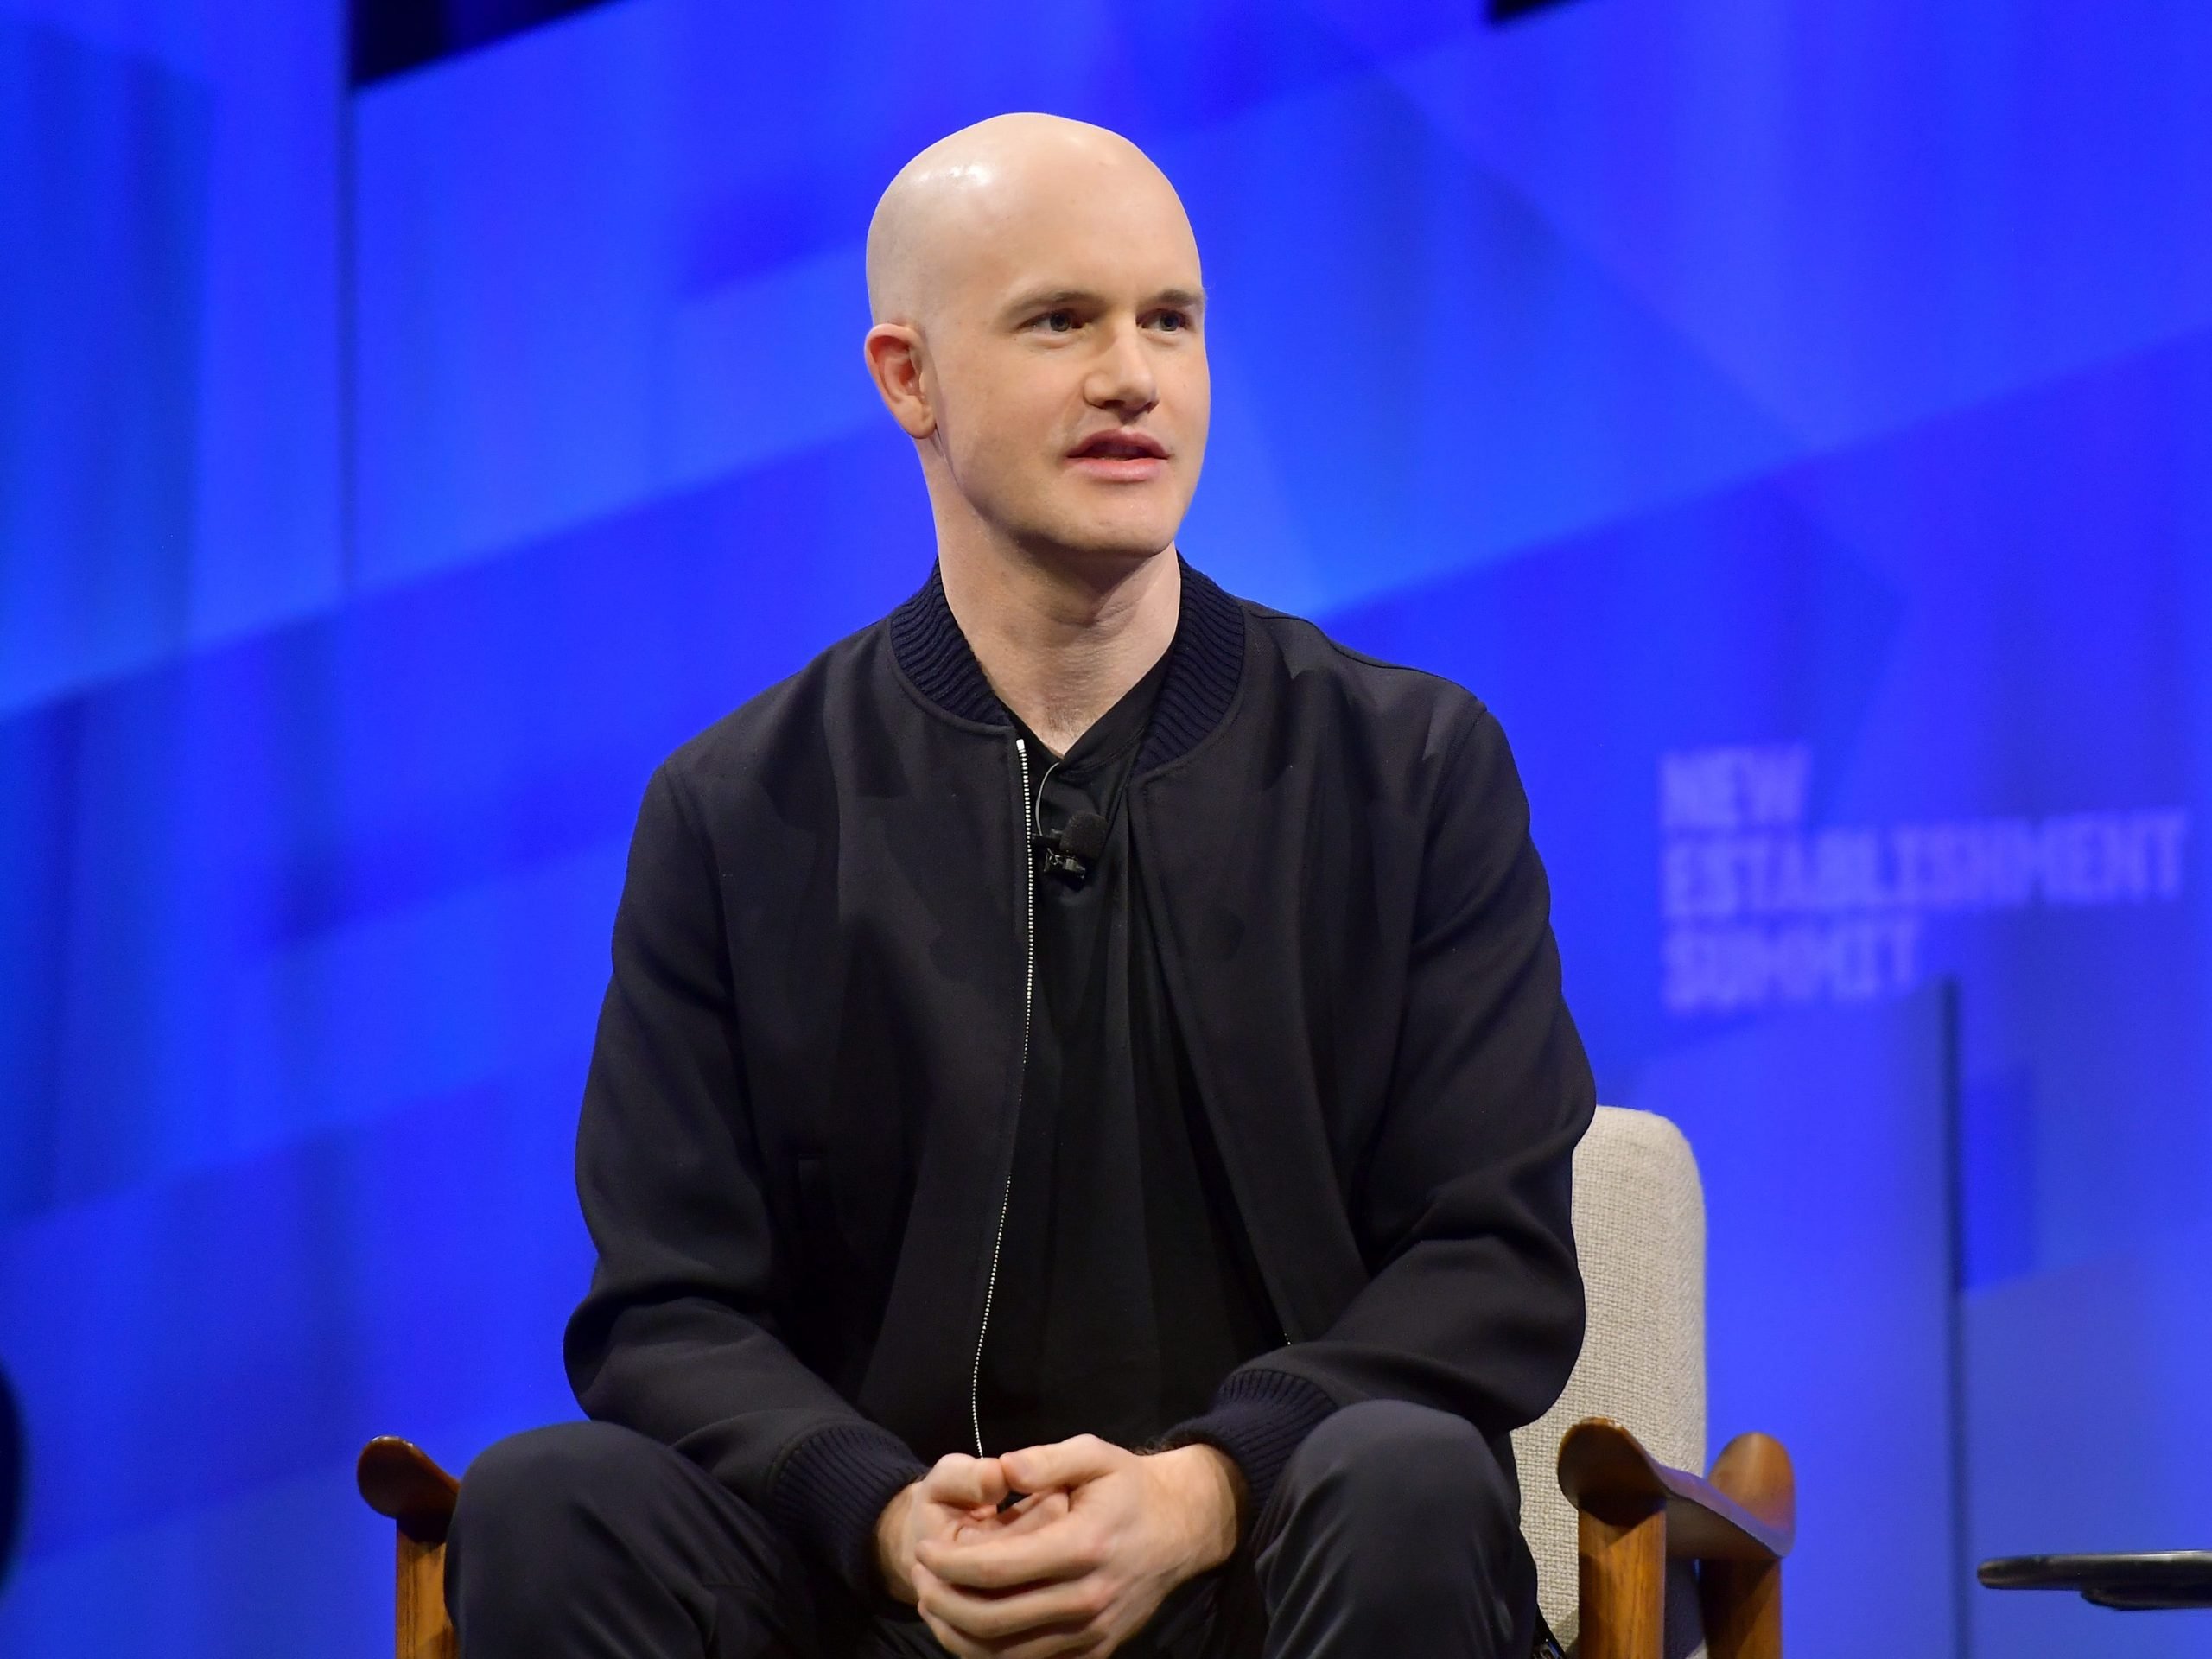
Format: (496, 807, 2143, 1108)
(955, 1603, 999, 1637)
(1073, 1580, 1113, 1618)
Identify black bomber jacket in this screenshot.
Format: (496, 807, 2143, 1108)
(563, 559, 1595, 1605)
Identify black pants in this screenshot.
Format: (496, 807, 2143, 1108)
(446, 1400, 1537, 1657)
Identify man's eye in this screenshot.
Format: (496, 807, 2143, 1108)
(1036, 309, 1077, 333)
(1153, 310, 1188, 333)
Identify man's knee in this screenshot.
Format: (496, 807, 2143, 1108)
(447, 1421, 810, 1653)
(1286, 1400, 1517, 1533)
(452, 1419, 672, 1553)
(1263, 1402, 1535, 1656)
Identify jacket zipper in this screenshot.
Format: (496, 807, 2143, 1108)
(970, 734, 1036, 1457)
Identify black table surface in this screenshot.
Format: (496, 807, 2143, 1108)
(1980, 1552, 2212, 1611)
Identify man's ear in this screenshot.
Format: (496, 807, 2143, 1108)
(864, 323, 937, 439)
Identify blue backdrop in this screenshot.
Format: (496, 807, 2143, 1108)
(4, 2, 2210, 1654)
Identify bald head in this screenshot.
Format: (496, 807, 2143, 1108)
(859, 112, 1210, 575)
(866, 113, 1196, 327)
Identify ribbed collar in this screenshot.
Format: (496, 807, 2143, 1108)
(887, 556, 1245, 775)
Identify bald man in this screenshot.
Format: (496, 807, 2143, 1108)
(445, 113, 1592, 1659)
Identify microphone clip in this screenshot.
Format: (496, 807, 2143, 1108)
(1035, 810, 1111, 884)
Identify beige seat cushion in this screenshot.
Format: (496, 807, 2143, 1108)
(1510, 1107, 1707, 1657)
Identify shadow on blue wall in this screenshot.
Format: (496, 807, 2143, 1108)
(0, 1362, 22, 1598)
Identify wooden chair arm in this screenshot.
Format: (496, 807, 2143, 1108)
(358, 1435, 461, 1547)
(1558, 1418, 1796, 1659)
(1559, 1419, 1795, 1560)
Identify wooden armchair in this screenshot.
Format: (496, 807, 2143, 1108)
(359, 1108, 1791, 1658)
(358, 1434, 459, 1659)
(1557, 1418, 1794, 1659)
(1510, 1105, 1796, 1659)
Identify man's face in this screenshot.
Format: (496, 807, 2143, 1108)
(918, 169, 1209, 566)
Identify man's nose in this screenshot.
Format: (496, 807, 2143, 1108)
(1084, 321, 1158, 414)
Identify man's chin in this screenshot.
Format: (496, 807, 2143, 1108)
(1023, 514, 1185, 569)
(1041, 544, 1179, 588)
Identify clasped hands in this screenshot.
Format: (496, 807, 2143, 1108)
(874, 1436, 1246, 1659)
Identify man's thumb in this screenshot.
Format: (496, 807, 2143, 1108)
(1000, 1433, 1116, 1492)
(925, 1453, 1008, 1509)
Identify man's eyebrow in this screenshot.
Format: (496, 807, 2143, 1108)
(998, 284, 1208, 319)
(1001, 286, 1101, 319)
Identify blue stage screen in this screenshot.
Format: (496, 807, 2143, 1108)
(3, 3, 2210, 1655)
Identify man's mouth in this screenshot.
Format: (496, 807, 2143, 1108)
(1066, 430, 1170, 480)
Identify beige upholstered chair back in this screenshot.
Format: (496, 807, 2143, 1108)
(1511, 1107, 1708, 1658)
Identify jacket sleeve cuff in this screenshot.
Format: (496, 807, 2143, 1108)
(763, 1421, 929, 1608)
(1155, 1367, 1339, 1532)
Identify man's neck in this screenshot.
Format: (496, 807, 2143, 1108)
(937, 540, 1181, 757)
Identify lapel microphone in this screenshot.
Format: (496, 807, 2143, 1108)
(1038, 810, 1110, 881)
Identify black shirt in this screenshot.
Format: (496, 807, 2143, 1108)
(975, 649, 1280, 1458)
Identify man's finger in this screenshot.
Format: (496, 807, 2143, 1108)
(923, 1453, 1010, 1510)
(997, 1433, 1121, 1494)
(927, 1613, 1100, 1659)
(914, 1563, 1105, 1659)
(919, 1568, 1109, 1647)
(950, 1487, 1068, 1546)
(918, 1512, 1103, 1591)
(1000, 1488, 1072, 1535)
(911, 1567, 992, 1659)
